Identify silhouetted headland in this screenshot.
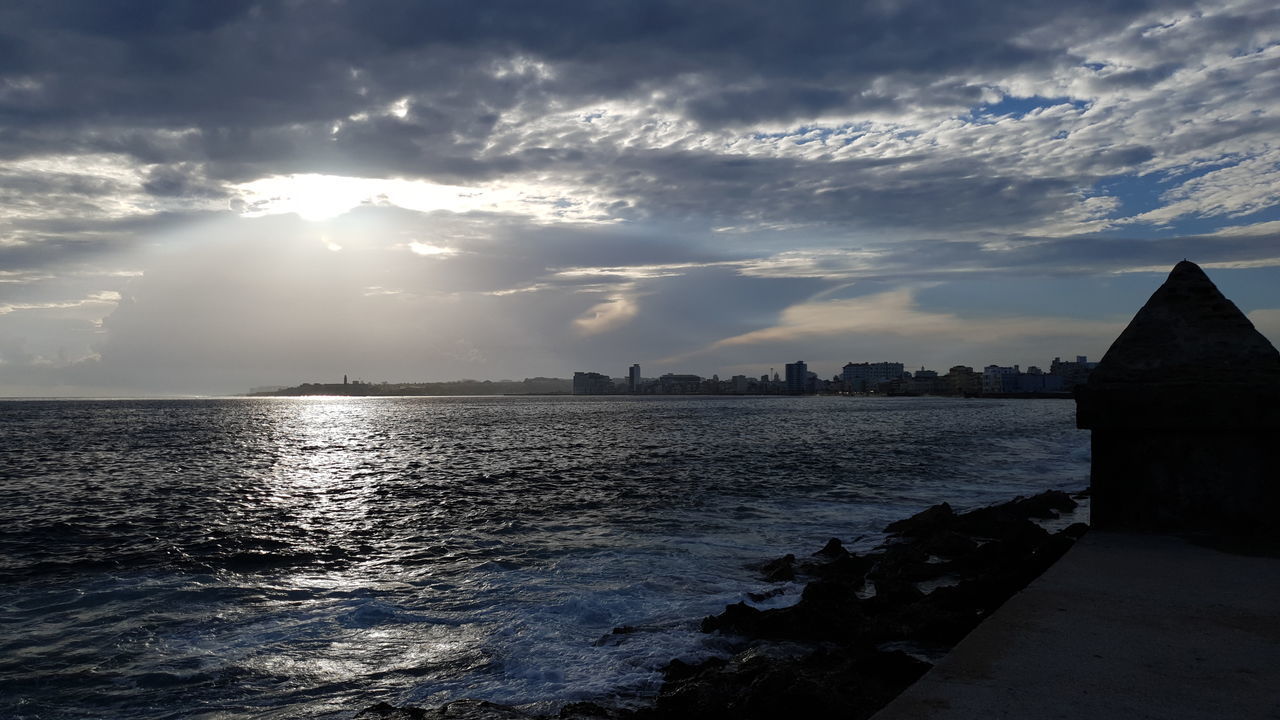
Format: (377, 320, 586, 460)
(249, 377, 572, 396)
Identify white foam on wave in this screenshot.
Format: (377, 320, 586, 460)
(394, 545, 771, 709)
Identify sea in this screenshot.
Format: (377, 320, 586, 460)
(0, 395, 1090, 719)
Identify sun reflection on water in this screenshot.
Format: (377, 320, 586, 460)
(235, 399, 492, 704)
(263, 399, 382, 534)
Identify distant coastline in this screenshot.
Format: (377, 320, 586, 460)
(249, 379, 1073, 400)
(247, 378, 573, 397)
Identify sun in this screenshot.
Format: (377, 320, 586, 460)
(233, 174, 376, 221)
(231, 172, 620, 225)
(233, 173, 492, 222)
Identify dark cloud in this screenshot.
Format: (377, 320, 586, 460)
(141, 164, 228, 198)
(0, 0, 1191, 147)
(0, 210, 225, 271)
(581, 148, 1083, 233)
(1091, 63, 1182, 89)
(1, 0, 1277, 394)
(741, 227, 1280, 285)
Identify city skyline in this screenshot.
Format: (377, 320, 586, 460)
(569, 355, 1093, 395)
(1, 1, 1278, 396)
(258, 351, 1088, 397)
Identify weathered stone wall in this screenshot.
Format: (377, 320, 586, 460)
(1087, 430, 1279, 534)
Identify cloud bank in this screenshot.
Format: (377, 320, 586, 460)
(1, 0, 1277, 393)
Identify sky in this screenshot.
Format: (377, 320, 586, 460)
(1, 0, 1279, 396)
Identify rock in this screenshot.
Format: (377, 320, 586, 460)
(558, 701, 628, 719)
(1060, 522, 1090, 539)
(813, 538, 848, 558)
(871, 542, 941, 584)
(594, 625, 639, 647)
(647, 648, 930, 720)
(885, 502, 954, 536)
(700, 602, 765, 636)
(804, 550, 873, 585)
(702, 488, 1085, 654)
(1005, 489, 1078, 518)
(702, 579, 873, 645)
(887, 491, 1074, 541)
(662, 656, 726, 684)
(951, 504, 1053, 543)
(913, 530, 978, 559)
(747, 587, 785, 603)
(757, 553, 796, 582)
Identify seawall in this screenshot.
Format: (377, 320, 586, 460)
(872, 531, 1280, 719)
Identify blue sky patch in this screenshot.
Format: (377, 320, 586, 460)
(971, 95, 1089, 120)
(1087, 158, 1271, 236)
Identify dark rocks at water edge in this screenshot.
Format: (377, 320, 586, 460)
(357, 490, 1088, 720)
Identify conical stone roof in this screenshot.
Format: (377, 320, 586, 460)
(1089, 260, 1280, 385)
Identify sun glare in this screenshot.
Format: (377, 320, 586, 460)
(232, 173, 622, 224)
(408, 241, 456, 256)
(234, 174, 492, 222)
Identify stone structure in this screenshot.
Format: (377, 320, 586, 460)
(1076, 261, 1280, 536)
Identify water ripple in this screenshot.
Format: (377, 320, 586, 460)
(0, 396, 1088, 718)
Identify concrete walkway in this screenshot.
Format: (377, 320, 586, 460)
(872, 531, 1280, 720)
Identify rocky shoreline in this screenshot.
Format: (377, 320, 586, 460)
(357, 490, 1089, 720)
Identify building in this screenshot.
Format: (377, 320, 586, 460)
(841, 361, 905, 392)
(1050, 355, 1098, 388)
(982, 365, 1020, 393)
(784, 361, 808, 394)
(572, 371, 614, 395)
(904, 367, 949, 395)
(1015, 372, 1066, 393)
(628, 364, 641, 393)
(658, 373, 702, 394)
(945, 365, 982, 395)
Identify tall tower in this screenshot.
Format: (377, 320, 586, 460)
(629, 364, 641, 393)
(784, 361, 807, 395)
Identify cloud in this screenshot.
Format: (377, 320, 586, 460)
(0, 290, 119, 316)
(1, 0, 1278, 393)
(1123, 150, 1280, 226)
(573, 293, 640, 335)
(733, 229, 1280, 283)
(699, 288, 1123, 352)
(232, 173, 626, 224)
(4, 2, 1276, 247)
(1247, 308, 1280, 348)
(1207, 220, 1280, 237)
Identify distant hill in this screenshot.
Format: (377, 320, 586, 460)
(248, 377, 572, 397)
